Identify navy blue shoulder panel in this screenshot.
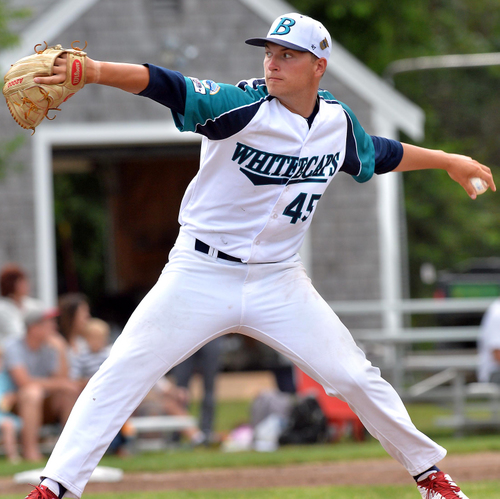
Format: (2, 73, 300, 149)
(191, 78, 271, 140)
(194, 96, 272, 140)
(138, 64, 186, 116)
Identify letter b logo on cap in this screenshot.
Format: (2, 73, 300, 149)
(271, 17, 296, 35)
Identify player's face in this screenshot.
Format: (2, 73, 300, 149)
(264, 43, 322, 114)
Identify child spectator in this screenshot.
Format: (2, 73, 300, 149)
(0, 347, 21, 463)
(71, 318, 111, 387)
(69, 318, 130, 455)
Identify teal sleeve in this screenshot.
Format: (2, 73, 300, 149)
(176, 77, 268, 137)
(340, 102, 375, 183)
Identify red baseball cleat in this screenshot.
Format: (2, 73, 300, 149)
(24, 485, 58, 499)
(417, 471, 469, 499)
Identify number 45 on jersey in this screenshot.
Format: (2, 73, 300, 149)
(283, 192, 322, 224)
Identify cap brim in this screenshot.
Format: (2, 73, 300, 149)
(25, 307, 59, 327)
(44, 308, 60, 320)
(245, 37, 308, 52)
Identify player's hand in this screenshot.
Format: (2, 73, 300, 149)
(398, 144, 496, 199)
(445, 153, 496, 199)
(33, 55, 99, 85)
(33, 53, 68, 85)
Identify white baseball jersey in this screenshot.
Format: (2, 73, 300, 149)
(141, 65, 378, 263)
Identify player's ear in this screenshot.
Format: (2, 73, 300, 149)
(315, 57, 327, 78)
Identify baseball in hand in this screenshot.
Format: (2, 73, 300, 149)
(470, 177, 488, 195)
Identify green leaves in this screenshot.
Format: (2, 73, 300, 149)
(0, 1, 31, 179)
(0, 1, 30, 50)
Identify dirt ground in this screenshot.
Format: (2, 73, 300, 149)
(3, 375, 499, 495)
(2, 451, 499, 495)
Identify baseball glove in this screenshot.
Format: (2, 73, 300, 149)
(2, 41, 87, 132)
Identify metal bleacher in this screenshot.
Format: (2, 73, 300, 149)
(330, 297, 500, 434)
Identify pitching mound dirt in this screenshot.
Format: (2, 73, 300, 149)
(1, 451, 499, 495)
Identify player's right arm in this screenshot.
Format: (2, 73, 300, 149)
(34, 55, 150, 94)
(395, 143, 496, 199)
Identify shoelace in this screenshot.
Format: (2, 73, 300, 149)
(419, 472, 462, 499)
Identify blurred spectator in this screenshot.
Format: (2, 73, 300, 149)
(478, 297, 500, 383)
(3, 304, 80, 461)
(71, 318, 112, 387)
(67, 317, 130, 456)
(173, 338, 223, 444)
(57, 293, 91, 380)
(0, 264, 71, 383)
(0, 347, 21, 463)
(0, 263, 41, 346)
(134, 376, 205, 446)
(58, 293, 91, 352)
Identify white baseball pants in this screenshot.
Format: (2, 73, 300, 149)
(43, 229, 446, 497)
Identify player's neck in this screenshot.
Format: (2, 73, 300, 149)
(278, 96, 317, 119)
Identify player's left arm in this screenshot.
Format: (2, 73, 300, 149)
(395, 143, 496, 199)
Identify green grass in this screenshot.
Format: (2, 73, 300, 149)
(3, 430, 500, 478)
(3, 432, 500, 479)
(3, 481, 500, 499)
(2, 400, 500, 495)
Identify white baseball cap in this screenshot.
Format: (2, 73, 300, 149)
(246, 13, 331, 61)
(24, 302, 59, 327)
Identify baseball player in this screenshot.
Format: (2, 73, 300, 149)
(23, 13, 494, 499)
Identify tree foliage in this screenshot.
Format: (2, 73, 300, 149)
(289, 0, 500, 297)
(289, 0, 500, 73)
(0, 0, 29, 49)
(0, 1, 30, 180)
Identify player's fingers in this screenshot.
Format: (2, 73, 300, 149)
(464, 162, 497, 199)
(447, 155, 491, 199)
(463, 180, 477, 200)
(478, 164, 496, 192)
(33, 55, 68, 85)
(469, 162, 496, 194)
(52, 54, 68, 76)
(33, 74, 66, 84)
